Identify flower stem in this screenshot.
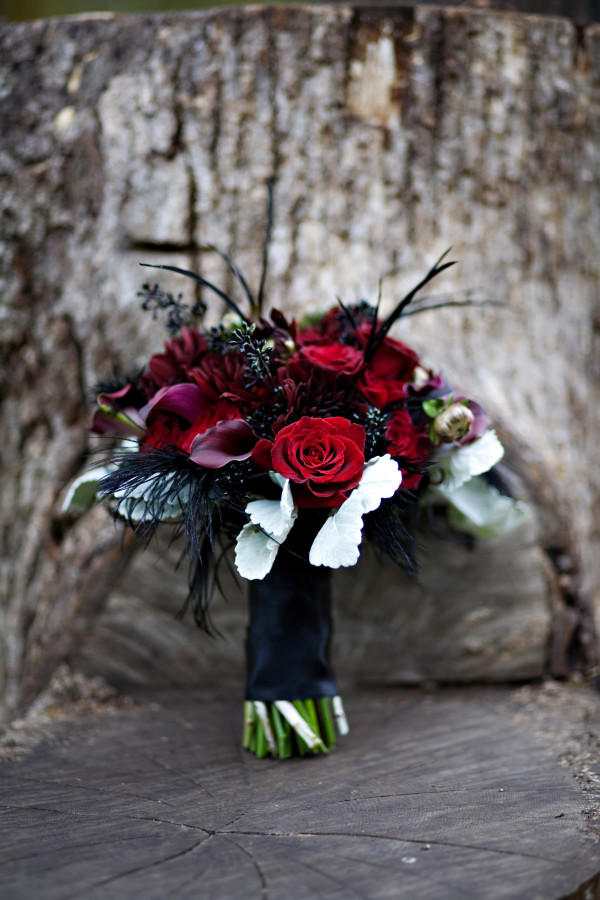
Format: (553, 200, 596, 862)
(242, 700, 254, 749)
(242, 696, 349, 759)
(317, 697, 336, 748)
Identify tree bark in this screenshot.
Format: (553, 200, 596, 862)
(1, 5, 599, 718)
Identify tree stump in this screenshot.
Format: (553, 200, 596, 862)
(1, 5, 599, 718)
(1, 682, 600, 899)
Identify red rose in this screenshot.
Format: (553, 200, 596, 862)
(299, 343, 364, 376)
(270, 416, 366, 508)
(386, 410, 431, 491)
(368, 335, 420, 380)
(358, 370, 407, 409)
(296, 308, 346, 345)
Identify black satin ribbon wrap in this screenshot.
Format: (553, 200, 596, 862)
(245, 514, 338, 702)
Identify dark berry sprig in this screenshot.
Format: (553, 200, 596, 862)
(138, 282, 207, 335)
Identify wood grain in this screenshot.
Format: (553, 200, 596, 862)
(1, 687, 599, 899)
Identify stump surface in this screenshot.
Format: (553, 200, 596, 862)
(1, 684, 600, 899)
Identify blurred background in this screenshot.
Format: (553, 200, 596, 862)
(1, 0, 599, 25)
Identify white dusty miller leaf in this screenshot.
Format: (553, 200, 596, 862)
(246, 479, 297, 542)
(353, 454, 403, 513)
(430, 429, 504, 492)
(309, 456, 402, 568)
(112, 472, 189, 523)
(61, 465, 114, 514)
(234, 524, 282, 580)
(434, 476, 530, 539)
(236, 479, 297, 579)
(309, 492, 365, 568)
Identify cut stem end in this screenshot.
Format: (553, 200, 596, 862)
(243, 696, 349, 759)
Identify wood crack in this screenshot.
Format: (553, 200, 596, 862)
(219, 828, 570, 864)
(59, 835, 212, 899)
(221, 834, 270, 899)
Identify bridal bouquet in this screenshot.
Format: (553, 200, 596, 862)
(65, 217, 525, 758)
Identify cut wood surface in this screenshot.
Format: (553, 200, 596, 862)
(1, 683, 600, 900)
(1, 5, 600, 717)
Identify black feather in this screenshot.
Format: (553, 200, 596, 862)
(364, 250, 456, 364)
(98, 444, 251, 633)
(364, 491, 420, 577)
(257, 181, 274, 317)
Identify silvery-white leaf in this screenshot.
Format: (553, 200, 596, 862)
(309, 456, 401, 569)
(269, 471, 287, 490)
(431, 429, 504, 491)
(120, 438, 140, 453)
(112, 472, 164, 500)
(309, 492, 365, 568)
(434, 476, 529, 539)
(234, 523, 280, 580)
(61, 465, 114, 514)
(354, 455, 402, 513)
(245, 479, 297, 542)
(112, 474, 189, 522)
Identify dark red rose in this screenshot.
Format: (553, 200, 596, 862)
(358, 370, 407, 409)
(296, 308, 347, 345)
(299, 343, 364, 376)
(270, 416, 366, 508)
(386, 410, 431, 491)
(297, 305, 374, 347)
(368, 335, 420, 380)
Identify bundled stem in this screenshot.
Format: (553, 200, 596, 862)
(242, 696, 349, 758)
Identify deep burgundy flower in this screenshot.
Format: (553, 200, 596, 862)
(272, 358, 367, 433)
(147, 326, 208, 387)
(139, 383, 206, 424)
(144, 413, 190, 452)
(296, 304, 375, 347)
(268, 416, 366, 508)
(186, 351, 266, 412)
(358, 370, 407, 409)
(189, 419, 258, 468)
(299, 343, 364, 376)
(296, 308, 348, 345)
(386, 410, 430, 490)
(91, 383, 146, 437)
(180, 401, 242, 454)
(368, 335, 420, 380)
(90, 408, 146, 438)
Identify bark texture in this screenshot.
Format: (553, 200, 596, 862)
(1, 5, 599, 717)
